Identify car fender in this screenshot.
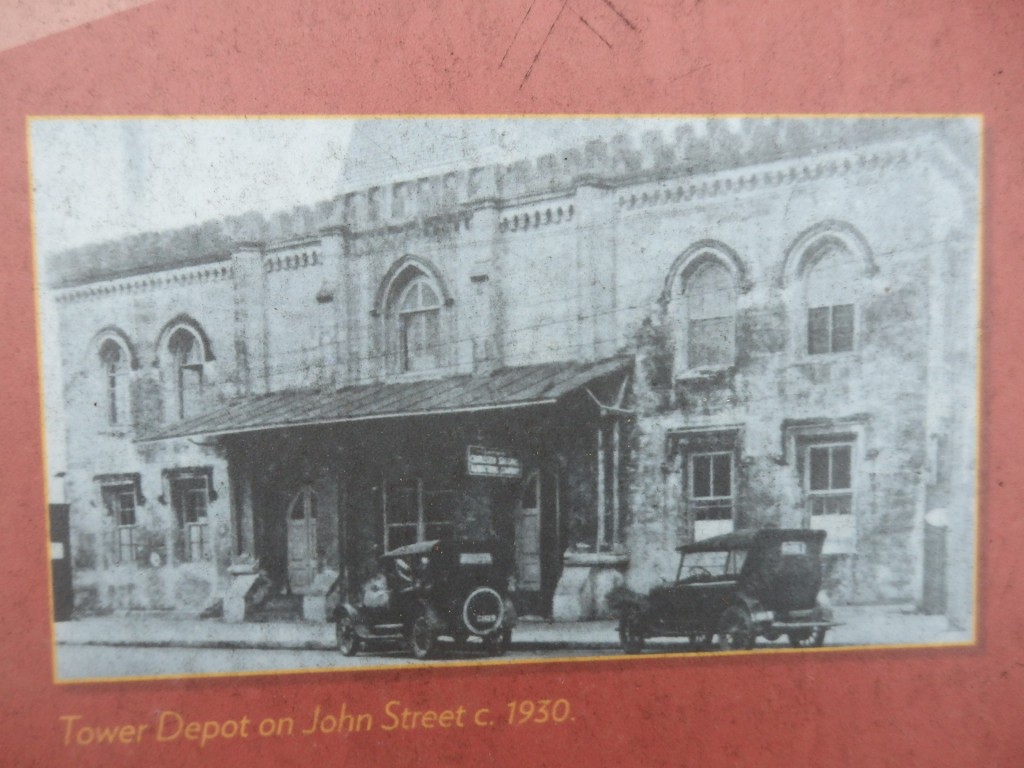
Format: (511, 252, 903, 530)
(729, 593, 768, 623)
(606, 585, 650, 618)
(412, 599, 447, 633)
(331, 606, 364, 626)
(333, 602, 374, 637)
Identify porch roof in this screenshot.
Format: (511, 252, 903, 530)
(138, 355, 632, 441)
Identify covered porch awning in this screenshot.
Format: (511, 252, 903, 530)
(138, 356, 632, 442)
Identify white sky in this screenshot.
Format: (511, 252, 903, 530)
(30, 118, 356, 260)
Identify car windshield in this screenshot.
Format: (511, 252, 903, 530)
(677, 549, 747, 581)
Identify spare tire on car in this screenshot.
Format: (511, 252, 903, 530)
(462, 587, 505, 636)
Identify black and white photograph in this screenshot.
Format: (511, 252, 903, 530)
(31, 116, 980, 681)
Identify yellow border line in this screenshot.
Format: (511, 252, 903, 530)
(27, 114, 984, 686)
(26, 117, 63, 686)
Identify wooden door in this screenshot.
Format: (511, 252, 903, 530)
(515, 472, 542, 593)
(286, 486, 318, 593)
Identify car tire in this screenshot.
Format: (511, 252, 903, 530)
(336, 615, 361, 657)
(619, 608, 646, 654)
(483, 629, 512, 657)
(717, 607, 755, 651)
(788, 628, 827, 648)
(408, 612, 439, 660)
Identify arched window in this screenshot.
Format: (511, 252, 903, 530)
(784, 221, 874, 358)
(98, 338, 130, 426)
(804, 243, 859, 355)
(167, 326, 206, 420)
(395, 275, 442, 373)
(682, 261, 737, 369)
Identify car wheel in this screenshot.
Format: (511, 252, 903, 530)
(408, 612, 439, 660)
(788, 627, 827, 648)
(335, 615, 361, 657)
(717, 607, 755, 651)
(483, 629, 512, 657)
(619, 608, 646, 654)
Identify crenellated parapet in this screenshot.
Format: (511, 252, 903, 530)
(45, 119, 963, 289)
(617, 141, 916, 212)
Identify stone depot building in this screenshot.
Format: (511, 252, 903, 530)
(45, 119, 978, 630)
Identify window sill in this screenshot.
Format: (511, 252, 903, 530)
(796, 350, 860, 363)
(676, 365, 734, 382)
(563, 551, 629, 568)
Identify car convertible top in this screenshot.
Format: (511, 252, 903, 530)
(677, 528, 826, 554)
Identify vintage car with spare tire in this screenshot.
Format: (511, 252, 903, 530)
(613, 528, 837, 654)
(330, 537, 516, 660)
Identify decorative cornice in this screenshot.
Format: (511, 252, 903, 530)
(264, 250, 322, 273)
(617, 142, 914, 212)
(499, 204, 575, 234)
(54, 262, 232, 304)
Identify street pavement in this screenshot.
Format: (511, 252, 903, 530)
(57, 644, 608, 680)
(52, 604, 972, 681)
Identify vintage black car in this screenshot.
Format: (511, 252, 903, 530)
(332, 538, 516, 660)
(615, 528, 836, 653)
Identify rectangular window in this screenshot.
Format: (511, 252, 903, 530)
(170, 474, 210, 562)
(401, 311, 440, 372)
(806, 442, 855, 552)
(688, 317, 734, 368)
(689, 451, 735, 540)
(383, 479, 453, 551)
(106, 367, 130, 426)
(178, 366, 204, 420)
(808, 304, 854, 354)
(101, 483, 137, 564)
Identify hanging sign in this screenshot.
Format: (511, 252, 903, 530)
(467, 445, 522, 478)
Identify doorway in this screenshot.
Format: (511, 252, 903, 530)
(515, 469, 562, 616)
(515, 471, 543, 594)
(286, 486, 318, 593)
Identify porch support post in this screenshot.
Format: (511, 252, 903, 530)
(416, 478, 426, 542)
(612, 418, 621, 549)
(596, 424, 605, 552)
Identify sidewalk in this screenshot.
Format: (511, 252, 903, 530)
(54, 604, 971, 652)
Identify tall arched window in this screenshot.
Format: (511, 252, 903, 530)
(396, 275, 441, 373)
(784, 221, 874, 358)
(98, 338, 130, 426)
(167, 326, 205, 420)
(683, 261, 737, 369)
(804, 243, 859, 355)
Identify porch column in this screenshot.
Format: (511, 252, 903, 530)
(596, 425, 605, 551)
(612, 418, 621, 549)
